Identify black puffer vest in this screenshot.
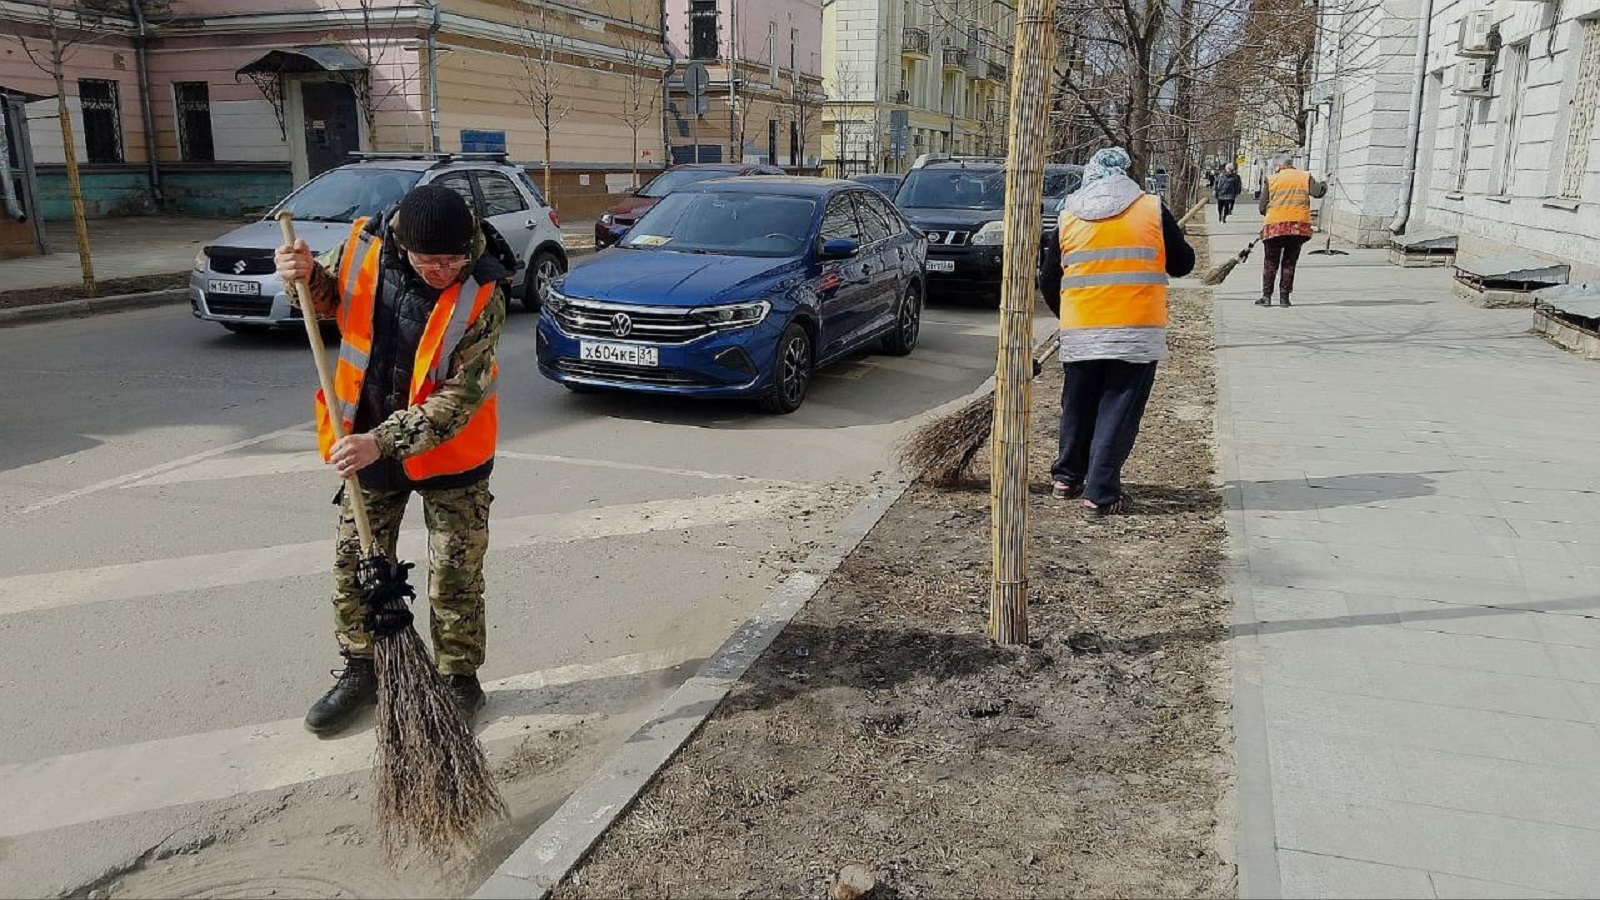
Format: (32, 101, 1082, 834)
(351, 215, 512, 493)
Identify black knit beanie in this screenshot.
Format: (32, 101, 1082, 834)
(394, 184, 475, 255)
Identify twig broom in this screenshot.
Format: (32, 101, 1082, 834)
(1200, 237, 1259, 286)
(278, 212, 506, 861)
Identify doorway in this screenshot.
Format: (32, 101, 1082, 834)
(299, 81, 360, 178)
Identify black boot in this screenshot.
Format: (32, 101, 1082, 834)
(1255, 296, 1272, 307)
(1279, 294, 1293, 307)
(446, 673, 485, 725)
(305, 656, 377, 735)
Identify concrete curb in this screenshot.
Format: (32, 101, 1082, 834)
(472, 476, 912, 900)
(1211, 290, 1284, 899)
(0, 289, 187, 328)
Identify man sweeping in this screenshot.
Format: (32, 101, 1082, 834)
(275, 184, 510, 735)
(1256, 153, 1327, 307)
(1041, 147, 1194, 515)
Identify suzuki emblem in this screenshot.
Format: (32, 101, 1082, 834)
(234, 259, 249, 275)
(610, 312, 634, 338)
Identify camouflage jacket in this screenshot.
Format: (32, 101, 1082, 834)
(300, 221, 507, 484)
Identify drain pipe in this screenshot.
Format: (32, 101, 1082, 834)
(1389, 0, 1435, 235)
(130, 0, 163, 206)
(426, 0, 442, 153)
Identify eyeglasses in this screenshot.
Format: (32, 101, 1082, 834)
(406, 251, 470, 272)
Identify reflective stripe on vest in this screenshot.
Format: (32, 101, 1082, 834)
(315, 227, 498, 480)
(1056, 194, 1168, 332)
(1264, 169, 1312, 226)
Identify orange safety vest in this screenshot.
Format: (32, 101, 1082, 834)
(315, 218, 499, 481)
(1057, 193, 1168, 332)
(1264, 169, 1312, 226)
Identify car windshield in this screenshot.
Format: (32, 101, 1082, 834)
(1043, 170, 1081, 199)
(272, 167, 422, 222)
(621, 191, 817, 257)
(896, 168, 1005, 209)
(636, 168, 740, 198)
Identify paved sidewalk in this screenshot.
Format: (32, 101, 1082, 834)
(1208, 209, 1600, 898)
(2, 217, 234, 292)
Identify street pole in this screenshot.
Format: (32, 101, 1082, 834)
(988, 0, 1058, 645)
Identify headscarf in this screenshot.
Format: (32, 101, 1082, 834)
(1273, 153, 1294, 171)
(1082, 146, 1132, 185)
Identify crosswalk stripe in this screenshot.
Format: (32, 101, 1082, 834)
(0, 645, 696, 839)
(0, 488, 810, 618)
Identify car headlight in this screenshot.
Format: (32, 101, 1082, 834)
(600, 213, 614, 225)
(691, 300, 770, 330)
(544, 287, 568, 314)
(970, 221, 1006, 246)
(194, 249, 208, 271)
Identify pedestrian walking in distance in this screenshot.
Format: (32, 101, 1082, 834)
(1038, 147, 1195, 515)
(1257, 153, 1327, 307)
(274, 184, 512, 735)
(1214, 163, 1243, 224)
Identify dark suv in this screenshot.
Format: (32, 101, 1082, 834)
(594, 162, 786, 248)
(893, 157, 1008, 304)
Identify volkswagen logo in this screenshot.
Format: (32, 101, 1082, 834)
(609, 312, 634, 338)
(233, 259, 249, 275)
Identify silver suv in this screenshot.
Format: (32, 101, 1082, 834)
(190, 152, 567, 332)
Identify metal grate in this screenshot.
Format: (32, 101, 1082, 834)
(175, 81, 214, 162)
(78, 79, 123, 164)
(549, 299, 713, 344)
(207, 247, 275, 276)
(554, 359, 709, 386)
(205, 294, 273, 317)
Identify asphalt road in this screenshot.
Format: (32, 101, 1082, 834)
(0, 296, 1045, 896)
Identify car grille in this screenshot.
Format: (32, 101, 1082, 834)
(923, 230, 970, 247)
(554, 358, 710, 387)
(205, 294, 274, 317)
(207, 247, 275, 276)
(549, 298, 712, 344)
(1041, 214, 1059, 231)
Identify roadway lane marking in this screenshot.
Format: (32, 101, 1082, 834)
(17, 421, 314, 515)
(0, 488, 811, 618)
(0, 646, 697, 839)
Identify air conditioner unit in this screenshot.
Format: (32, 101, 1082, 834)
(1308, 80, 1335, 106)
(1457, 9, 1497, 56)
(1454, 57, 1492, 96)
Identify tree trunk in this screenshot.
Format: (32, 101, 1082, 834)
(543, 130, 553, 202)
(989, 0, 1060, 646)
(53, 56, 95, 298)
(631, 127, 639, 187)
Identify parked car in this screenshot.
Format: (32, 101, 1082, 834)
(594, 162, 786, 249)
(1040, 163, 1085, 234)
(190, 152, 568, 332)
(894, 156, 1008, 305)
(540, 177, 926, 413)
(851, 173, 903, 198)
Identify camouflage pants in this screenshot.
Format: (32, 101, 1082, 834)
(332, 480, 492, 675)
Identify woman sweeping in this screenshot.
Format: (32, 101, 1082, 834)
(1256, 153, 1327, 307)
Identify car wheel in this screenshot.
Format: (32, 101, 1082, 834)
(882, 282, 921, 356)
(525, 250, 565, 311)
(760, 322, 813, 415)
(222, 323, 269, 335)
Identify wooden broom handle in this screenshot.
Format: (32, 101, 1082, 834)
(277, 212, 376, 554)
(1176, 198, 1209, 229)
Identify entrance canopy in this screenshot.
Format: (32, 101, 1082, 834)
(235, 45, 369, 142)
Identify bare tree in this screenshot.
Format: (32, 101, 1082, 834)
(609, 17, 664, 188)
(828, 58, 866, 176)
(12, 0, 138, 297)
(780, 80, 827, 170)
(350, 0, 427, 151)
(512, 5, 573, 200)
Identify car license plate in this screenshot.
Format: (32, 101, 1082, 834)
(209, 279, 260, 296)
(580, 341, 659, 367)
(927, 260, 956, 273)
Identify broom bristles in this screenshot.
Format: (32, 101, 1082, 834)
(895, 392, 995, 486)
(373, 628, 507, 861)
(1200, 255, 1241, 286)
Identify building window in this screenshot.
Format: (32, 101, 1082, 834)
(1559, 20, 1600, 199)
(174, 81, 214, 162)
(78, 79, 123, 163)
(1493, 42, 1529, 195)
(768, 118, 778, 163)
(1451, 91, 1476, 192)
(790, 119, 799, 165)
(690, 0, 718, 61)
(790, 27, 798, 72)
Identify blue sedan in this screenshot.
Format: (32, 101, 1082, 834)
(537, 177, 926, 413)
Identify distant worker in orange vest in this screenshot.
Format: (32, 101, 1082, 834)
(1043, 147, 1194, 515)
(1256, 153, 1327, 307)
(274, 184, 511, 735)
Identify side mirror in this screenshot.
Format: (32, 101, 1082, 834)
(820, 238, 860, 260)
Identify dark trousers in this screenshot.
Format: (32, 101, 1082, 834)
(1217, 198, 1235, 221)
(1052, 360, 1158, 506)
(1262, 235, 1310, 298)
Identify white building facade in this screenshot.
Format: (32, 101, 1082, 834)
(1312, 0, 1600, 274)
